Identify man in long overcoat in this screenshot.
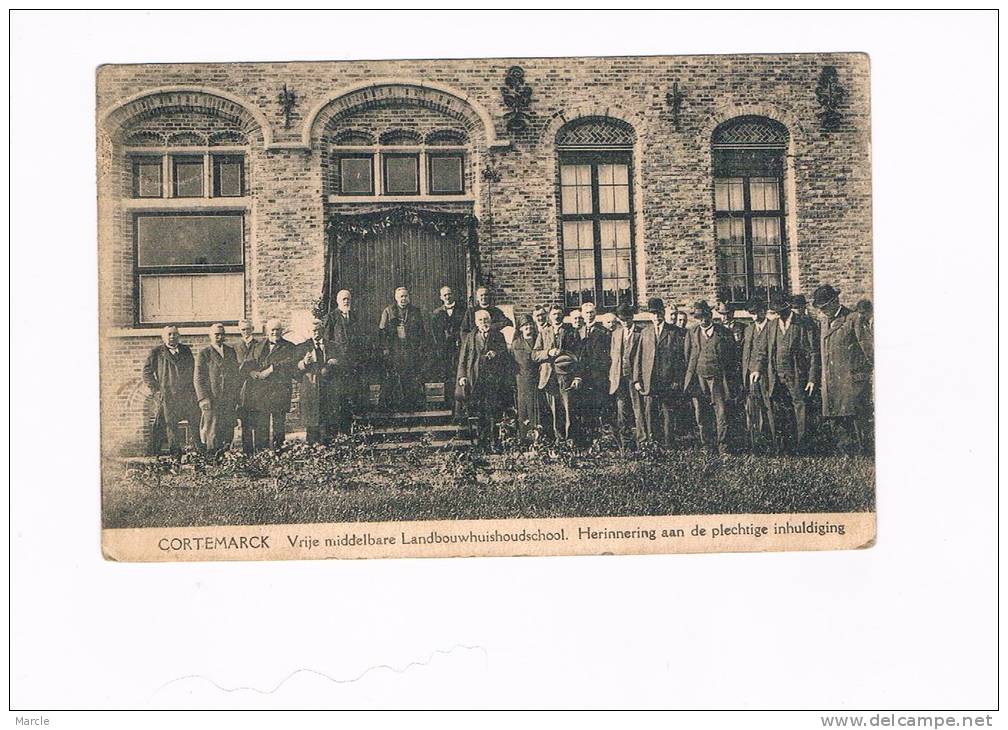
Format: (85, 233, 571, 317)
(142, 325, 202, 455)
(811, 284, 874, 455)
(326, 289, 365, 430)
(578, 301, 612, 441)
(234, 319, 260, 454)
(607, 302, 643, 450)
(741, 298, 774, 452)
(457, 309, 511, 448)
(379, 286, 427, 411)
(244, 318, 296, 450)
(633, 297, 687, 448)
(295, 318, 342, 445)
(760, 298, 820, 454)
(194, 323, 241, 455)
(430, 285, 468, 412)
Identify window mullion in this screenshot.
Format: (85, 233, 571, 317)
(590, 163, 603, 305)
(742, 175, 754, 302)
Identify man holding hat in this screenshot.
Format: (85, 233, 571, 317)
(741, 297, 775, 453)
(532, 304, 583, 443)
(811, 284, 874, 455)
(683, 300, 733, 455)
(761, 298, 820, 454)
(633, 297, 687, 447)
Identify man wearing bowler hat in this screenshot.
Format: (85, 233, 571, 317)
(683, 300, 734, 455)
(633, 297, 687, 447)
(741, 297, 775, 452)
(811, 284, 874, 455)
(760, 297, 820, 454)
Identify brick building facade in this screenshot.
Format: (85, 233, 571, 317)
(97, 53, 872, 454)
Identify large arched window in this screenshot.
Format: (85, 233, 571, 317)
(556, 117, 637, 309)
(712, 116, 789, 306)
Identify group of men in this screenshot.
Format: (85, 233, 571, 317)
(142, 281, 874, 458)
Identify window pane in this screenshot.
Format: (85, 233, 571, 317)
(563, 254, 579, 280)
(429, 155, 464, 194)
(340, 157, 373, 194)
(562, 221, 593, 250)
(173, 157, 204, 197)
(384, 155, 419, 194)
(133, 158, 162, 198)
(600, 221, 616, 249)
(617, 252, 632, 279)
(139, 272, 243, 324)
(601, 251, 617, 278)
(560, 186, 578, 215)
(714, 181, 730, 211)
(576, 221, 593, 249)
(749, 177, 780, 211)
(137, 215, 244, 267)
(579, 252, 595, 279)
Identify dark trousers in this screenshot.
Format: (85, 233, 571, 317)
(643, 390, 681, 447)
(770, 377, 808, 454)
(580, 378, 609, 442)
(148, 405, 202, 455)
(386, 351, 424, 411)
(828, 413, 873, 456)
(305, 420, 336, 446)
(237, 407, 259, 454)
(744, 380, 776, 452)
(692, 376, 729, 453)
(249, 407, 288, 451)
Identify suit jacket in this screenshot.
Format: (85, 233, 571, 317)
(325, 310, 363, 365)
(579, 323, 612, 389)
(234, 337, 259, 409)
(633, 322, 686, 396)
(819, 306, 873, 417)
(294, 338, 340, 427)
(379, 304, 426, 355)
(244, 338, 296, 413)
(533, 323, 583, 390)
(607, 320, 641, 395)
(741, 320, 772, 383)
(462, 305, 513, 333)
(456, 328, 510, 398)
(431, 304, 468, 360)
(761, 317, 820, 397)
(142, 343, 198, 421)
(194, 344, 241, 412)
(683, 323, 733, 396)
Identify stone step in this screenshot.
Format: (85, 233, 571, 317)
(370, 423, 467, 435)
(372, 438, 473, 451)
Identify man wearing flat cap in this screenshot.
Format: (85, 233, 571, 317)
(683, 300, 734, 455)
(811, 284, 874, 455)
(633, 297, 687, 447)
(760, 298, 820, 454)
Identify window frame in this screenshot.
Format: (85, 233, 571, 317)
(211, 154, 245, 198)
(131, 155, 163, 198)
(132, 211, 246, 327)
(711, 150, 788, 306)
(171, 154, 205, 198)
(556, 149, 637, 310)
(381, 151, 421, 196)
(426, 151, 466, 196)
(336, 152, 376, 196)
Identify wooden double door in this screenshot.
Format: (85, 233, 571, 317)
(336, 222, 469, 339)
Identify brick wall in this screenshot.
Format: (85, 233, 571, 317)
(97, 53, 872, 454)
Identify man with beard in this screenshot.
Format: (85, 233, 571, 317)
(325, 288, 365, 424)
(430, 285, 467, 411)
(811, 284, 874, 455)
(457, 309, 511, 449)
(142, 325, 202, 455)
(295, 317, 341, 445)
(194, 323, 241, 455)
(244, 318, 296, 450)
(463, 286, 514, 333)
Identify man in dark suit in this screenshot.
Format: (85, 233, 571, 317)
(578, 301, 612, 441)
(532, 303, 583, 442)
(741, 298, 774, 452)
(633, 297, 687, 448)
(684, 301, 734, 455)
(790, 293, 823, 441)
(244, 318, 296, 450)
(379, 286, 427, 411)
(456, 309, 511, 449)
(430, 285, 468, 411)
(462, 286, 514, 333)
(607, 302, 642, 450)
(812, 284, 874, 455)
(326, 288, 365, 427)
(760, 298, 820, 454)
(194, 323, 241, 455)
(234, 319, 260, 454)
(295, 318, 341, 445)
(142, 325, 202, 455)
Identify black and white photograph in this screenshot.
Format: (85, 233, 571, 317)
(97, 50, 875, 560)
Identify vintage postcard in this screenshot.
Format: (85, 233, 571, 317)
(98, 52, 875, 562)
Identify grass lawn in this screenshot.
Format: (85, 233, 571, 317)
(102, 440, 875, 529)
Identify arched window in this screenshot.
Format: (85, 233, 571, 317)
(556, 117, 637, 308)
(712, 116, 789, 305)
